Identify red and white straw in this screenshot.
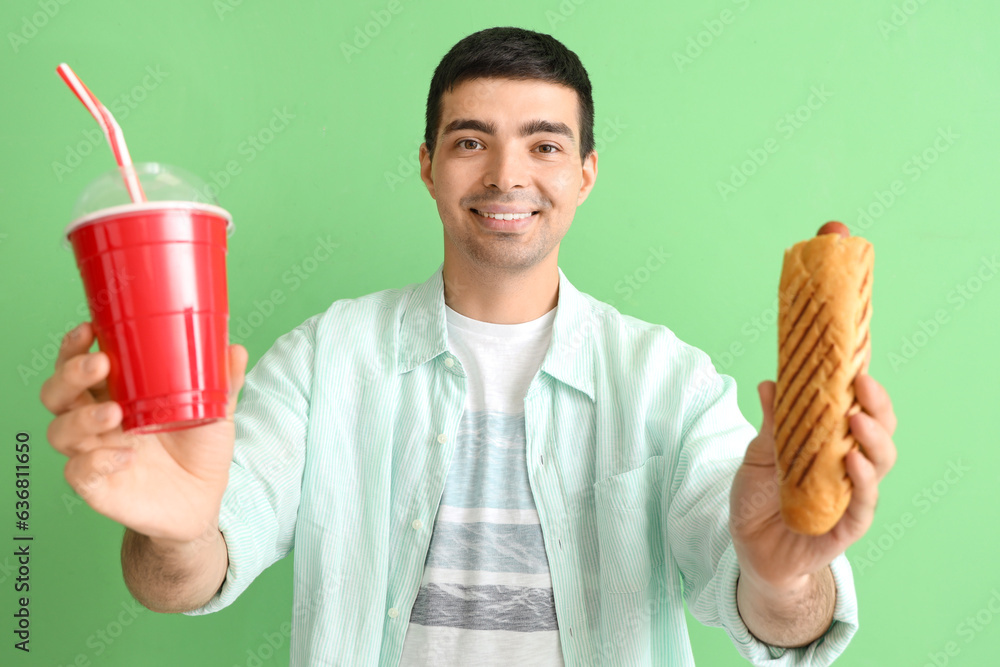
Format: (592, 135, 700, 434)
(56, 63, 146, 203)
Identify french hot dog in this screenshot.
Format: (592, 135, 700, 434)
(773, 221, 873, 535)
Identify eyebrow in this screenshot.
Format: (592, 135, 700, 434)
(442, 118, 576, 145)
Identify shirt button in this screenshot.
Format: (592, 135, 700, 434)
(388, 607, 399, 619)
(412, 519, 423, 531)
(437, 433, 447, 444)
(444, 357, 455, 367)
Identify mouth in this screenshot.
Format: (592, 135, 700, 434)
(470, 208, 540, 232)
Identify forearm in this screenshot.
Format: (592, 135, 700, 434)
(120, 526, 229, 613)
(736, 565, 836, 648)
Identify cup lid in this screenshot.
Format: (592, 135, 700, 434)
(62, 163, 235, 251)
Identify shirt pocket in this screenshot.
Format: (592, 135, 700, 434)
(592, 456, 665, 594)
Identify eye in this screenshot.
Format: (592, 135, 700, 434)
(458, 139, 483, 150)
(535, 144, 560, 154)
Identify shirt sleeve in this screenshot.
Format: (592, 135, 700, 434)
(183, 317, 317, 616)
(664, 342, 859, 665)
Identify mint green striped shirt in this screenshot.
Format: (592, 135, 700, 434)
(184, 262, 859, 666)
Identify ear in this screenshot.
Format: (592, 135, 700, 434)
(419, 143, 436, 200)
(576, 149, 598, 206)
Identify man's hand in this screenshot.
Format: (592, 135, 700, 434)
(729, 369, 897, 645)
(40, 322, 248, 545)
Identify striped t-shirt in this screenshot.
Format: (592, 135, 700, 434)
(399, 303, 564, 665)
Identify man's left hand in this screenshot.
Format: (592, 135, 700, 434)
(730, 370, 898, 591)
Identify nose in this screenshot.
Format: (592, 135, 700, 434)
(482, 145, 527, 192)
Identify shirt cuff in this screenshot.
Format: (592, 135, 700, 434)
(716, 544, 859, 665)
(181, 476, 268, 616)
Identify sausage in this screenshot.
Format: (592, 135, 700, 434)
(817, 221, 850, 238)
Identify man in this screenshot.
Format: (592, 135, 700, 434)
(41, 27, 896, 666)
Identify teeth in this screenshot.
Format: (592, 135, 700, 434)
(476, 210, 533, 220)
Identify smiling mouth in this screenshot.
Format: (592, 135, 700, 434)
(471, 208, 539, 220)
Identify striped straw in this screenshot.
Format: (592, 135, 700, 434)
(56, 63, 146, 203)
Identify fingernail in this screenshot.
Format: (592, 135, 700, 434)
(115, 449, 133, 465)
(92, 405, 109, 422)
(83, 356, 98, 373)
(66, 325, 82, 344)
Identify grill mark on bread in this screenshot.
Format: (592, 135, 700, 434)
(797, 450, 820, 487)
(853, 328, 870, 358)
(786, 404, 829, 478)
(857, 297, 869, 326)
(779, 284, 813, 348)
(859, 267, 870, 296)
(778, 388, 819, 458)
(776, 322, 830, 415)
(784, 352, 827, 430)
(777, 350, 827, 457)
(779, 302, 826, 377)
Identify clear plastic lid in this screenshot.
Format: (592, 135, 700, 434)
(63, 162, 234, 249)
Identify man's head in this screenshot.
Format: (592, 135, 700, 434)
(424, 27, 594, 163)
(419, 27, 598, 282)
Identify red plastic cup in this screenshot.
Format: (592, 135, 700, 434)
(65, 202, 234, 433)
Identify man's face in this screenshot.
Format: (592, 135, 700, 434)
(419, 77, 598, 276)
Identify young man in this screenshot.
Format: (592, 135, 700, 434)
(41, 27, 896, 666)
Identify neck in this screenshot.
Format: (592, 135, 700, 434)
(442, 255, 559, 324)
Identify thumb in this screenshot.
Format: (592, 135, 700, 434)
(742, 380, 778, 468)
(758, 380, 776, 439)
(226, 344, 249, 419)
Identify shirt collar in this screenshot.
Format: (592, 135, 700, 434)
(398, 262, 596, 402)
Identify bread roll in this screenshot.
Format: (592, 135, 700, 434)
(774, 229, 873, 535)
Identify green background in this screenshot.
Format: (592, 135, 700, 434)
(1, 0, 998, 664)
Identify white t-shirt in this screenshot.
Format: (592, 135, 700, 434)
(398, 303, 565, 666)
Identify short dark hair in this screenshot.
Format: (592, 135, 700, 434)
(424, 27, 594, 161)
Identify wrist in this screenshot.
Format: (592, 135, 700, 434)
(731, 534, 826, 596)
(143, 520, 222, 553)
(738, 566, 815, 608)
(737, 554, 816, 595)
(736, 566, 836, 648)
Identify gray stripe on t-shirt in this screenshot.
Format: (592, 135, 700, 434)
(408, 583, 559, 632)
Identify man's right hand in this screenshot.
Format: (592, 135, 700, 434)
(40, 322, 249, 547)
